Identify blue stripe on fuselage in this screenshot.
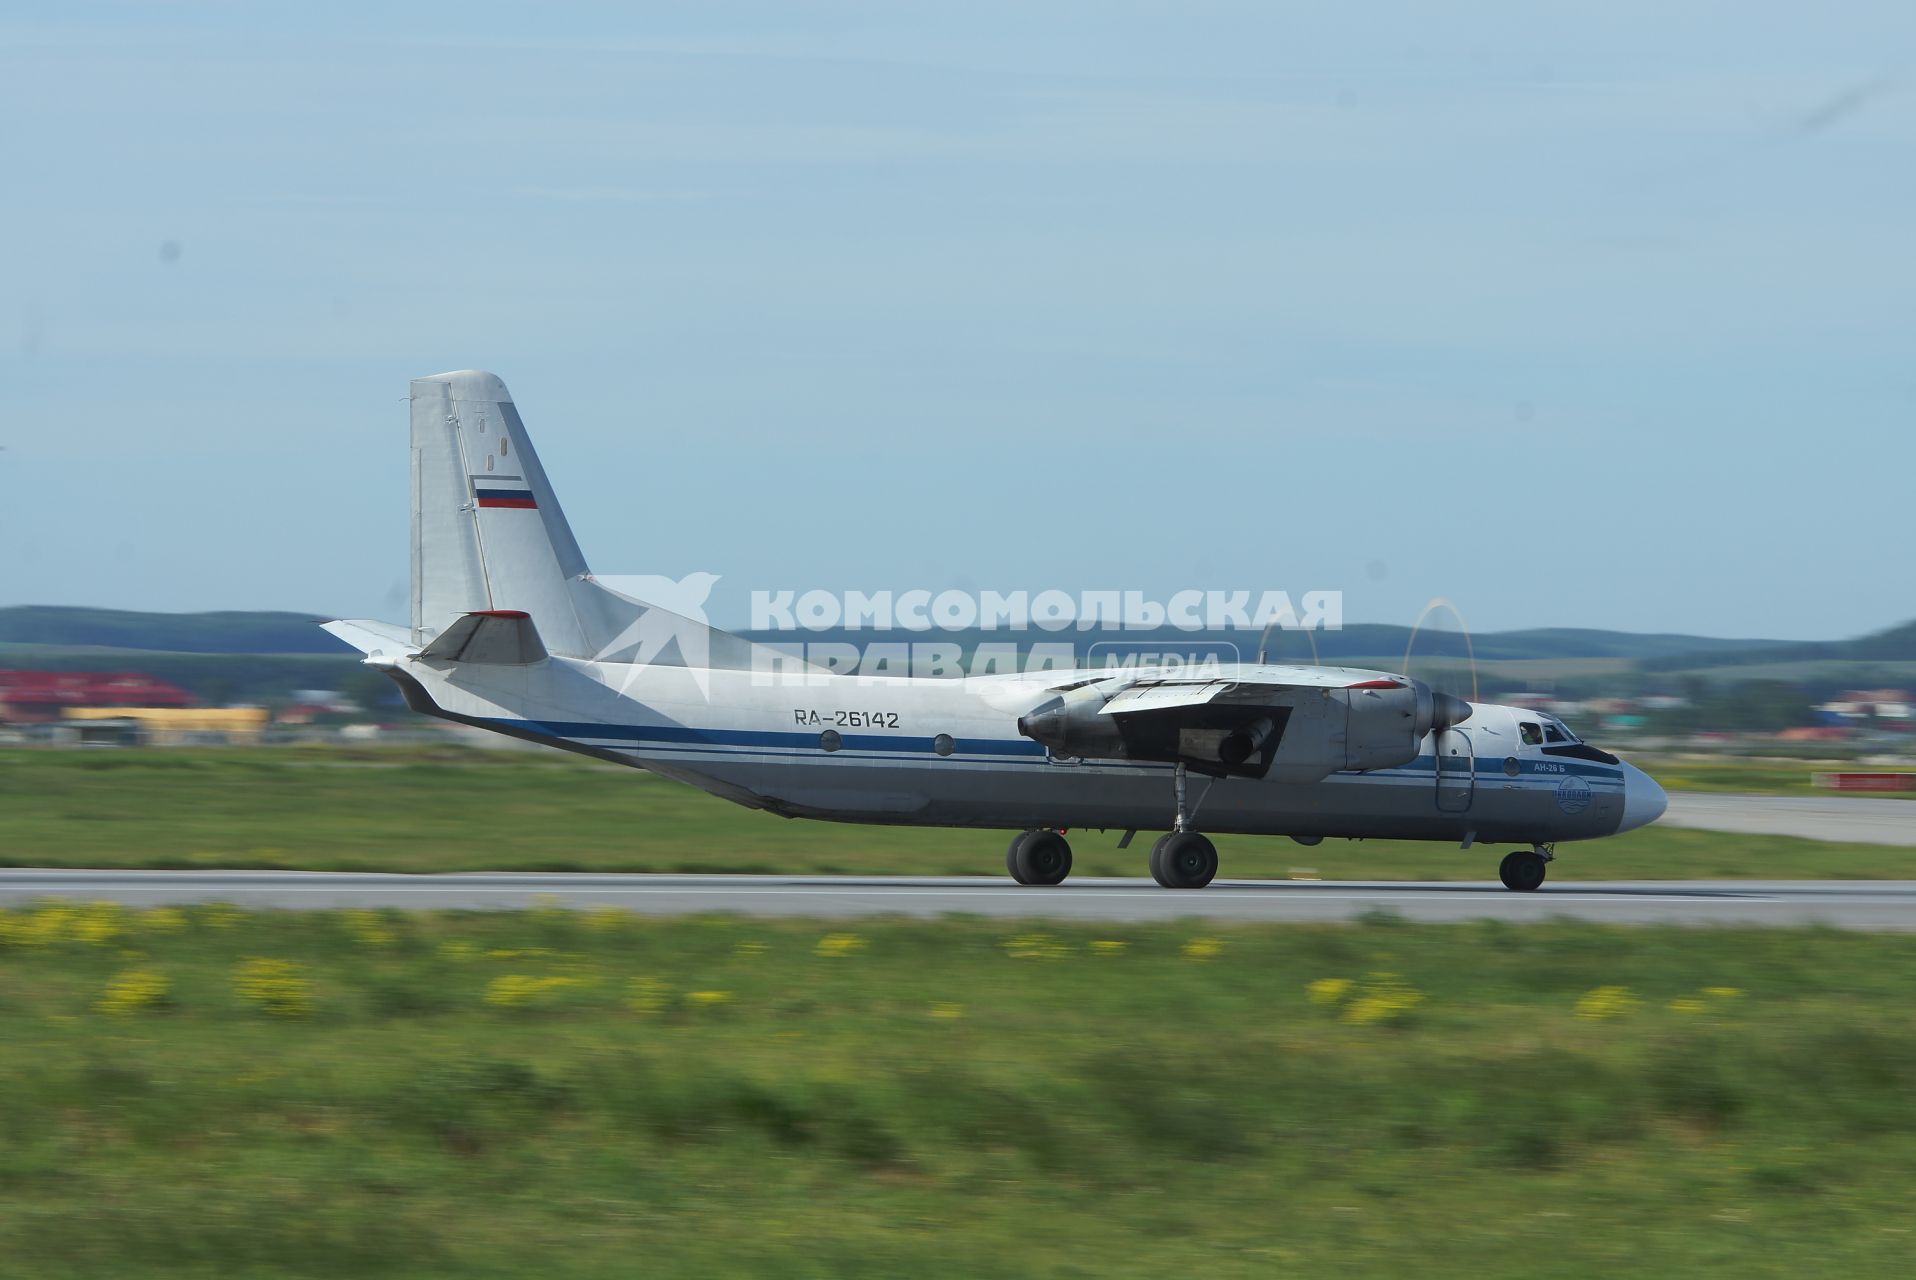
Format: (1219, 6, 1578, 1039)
(475, 717, 1623, 779)
(481, 717, 1046, 758)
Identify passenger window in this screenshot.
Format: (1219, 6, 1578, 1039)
(1543, 724, 1567, 743)
(1519, 722, 1543, 746)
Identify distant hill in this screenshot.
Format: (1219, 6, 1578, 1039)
(1638, 619, 1916, 673)
(0, 606, 339, 655)
(0, 604, 1863, 664)
(0, 607, 354, 704)
(739, 622, 1793, 665)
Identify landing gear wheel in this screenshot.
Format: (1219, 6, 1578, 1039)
(1152, 831, 1218, 889)
(1006, 831, 1033, 884)
(1499, 849, 1547, 892)
(1010, 829, 1073, 886)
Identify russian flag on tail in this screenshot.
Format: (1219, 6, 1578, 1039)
(475, 485, 537, 510)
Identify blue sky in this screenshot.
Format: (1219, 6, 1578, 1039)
(3, 2, 1911, 639)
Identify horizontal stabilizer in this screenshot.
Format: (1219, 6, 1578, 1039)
(320, 619, 412, 661)
(415, 610, 548, 665)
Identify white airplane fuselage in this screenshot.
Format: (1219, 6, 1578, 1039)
(324, 369, 1667, 885)
(371, 646, 1664, 849)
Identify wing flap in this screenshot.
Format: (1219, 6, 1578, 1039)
(1098, 680, 1237, 715)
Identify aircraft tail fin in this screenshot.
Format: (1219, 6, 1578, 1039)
(409, 370, 596, 655)
(404, 370, 770, 672)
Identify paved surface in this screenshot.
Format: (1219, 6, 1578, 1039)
(6, 870, 1916, 929)
(1662, 793, 1916, 845)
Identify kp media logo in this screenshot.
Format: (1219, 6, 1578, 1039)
(589, 572, 722, 698)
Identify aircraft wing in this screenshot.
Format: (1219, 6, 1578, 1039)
(1021, 667, 1457, 781)
(1097, 680, 1239, 714)
(1097, 668, 1389, 716)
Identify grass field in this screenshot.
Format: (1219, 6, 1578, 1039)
(3, 905, 1915, 1276)
(0, 745, 1911, 880)
(1637, 755, 1916, 799)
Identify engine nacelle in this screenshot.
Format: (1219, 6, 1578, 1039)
(1016, 686, 1127, 760)
(1016, 675, 1473, 782)
(1271, 679, 1471, 778)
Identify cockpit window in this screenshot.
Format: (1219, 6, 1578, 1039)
(1519, 722, 1543, 746)
(1543, 724, 1568, 744)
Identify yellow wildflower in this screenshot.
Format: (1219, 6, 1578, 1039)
(1307, 978, 1354, 1006)
(686, 990, 734, 1008)
(233, 958, 314, 1017)
(1574, 985, 1641, 1021)
(438, 940, 479, 962)
(1003, 933, 1068, 960)
(0, 904, 74, 947)
(1704, 986, 1743, 1000)
(96, 969, 170, 1016)
(583, 907, 629, 932)
(734, 940, 768, 958)
(343, 909, 395, 947)
(197, 903, 241, 930)
(815, 933, 869, 958)
(483, 974, 582, 1008)
(72, 902, 127, 945)
(1668, 997, 1707, 1015)
(1088, 940, 1128, 956)
(1340, 973, 1424, 1025)
(929, 1002, 965, 1020)
(1181, 937, 1224, 962)
(139, 907, 188, 935)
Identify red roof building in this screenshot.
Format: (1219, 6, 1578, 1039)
(0, 671, 197, 723)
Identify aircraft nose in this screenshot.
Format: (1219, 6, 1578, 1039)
(1618, 761, 1668, 833)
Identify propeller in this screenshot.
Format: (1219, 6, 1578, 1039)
(1255, 616, 1321, 667)
(1402, 597, 1479, 737)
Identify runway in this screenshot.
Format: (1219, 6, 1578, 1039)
(6, 869, 1916, 929)
(1662, 793, 1916, 845)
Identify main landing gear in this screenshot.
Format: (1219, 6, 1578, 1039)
(1149, 762, 1218, 889)
(1150, 830, 1218, 889)
(1498, 845, 1554, 892)
(1006, 829, 1073, 886)
(1009, 764, 1224, 890)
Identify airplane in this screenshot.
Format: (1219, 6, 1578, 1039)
(324, 370, 1667, 893)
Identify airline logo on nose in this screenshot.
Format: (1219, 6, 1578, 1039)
(1556, 776, 1593, 815)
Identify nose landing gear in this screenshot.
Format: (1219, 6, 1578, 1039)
(1498, 844, 1553, 892)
